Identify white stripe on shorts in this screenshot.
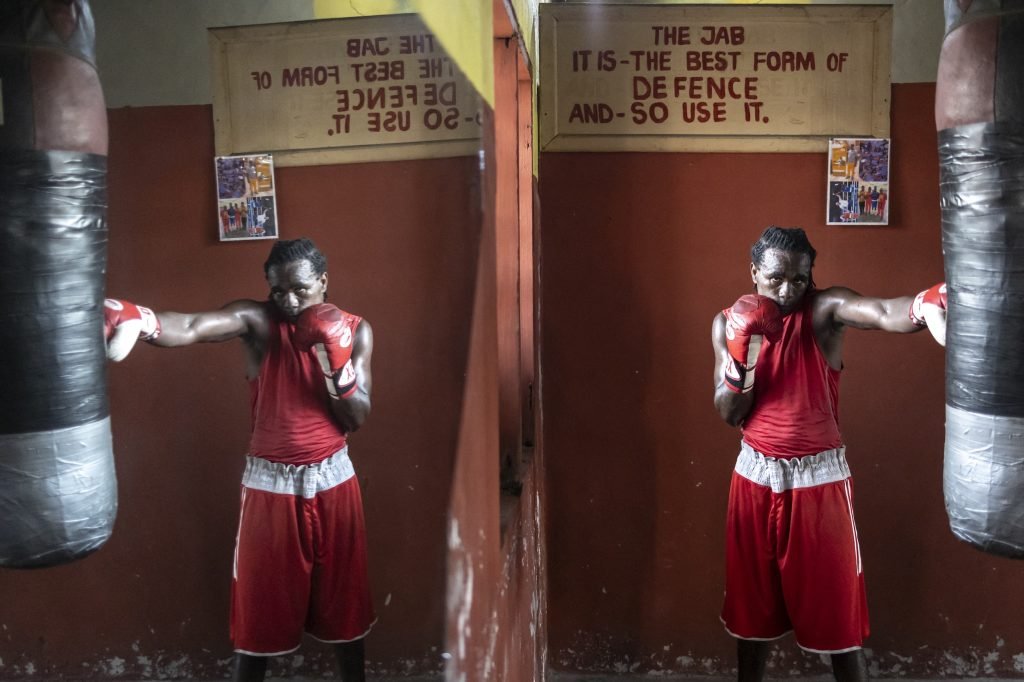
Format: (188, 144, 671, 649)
(735, 441, 850, 493)
(843, 478, 863, 575)
(241, 447, 355, 498)
(233, 487, 247, 580)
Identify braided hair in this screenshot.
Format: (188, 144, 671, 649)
(263, 238, 327, 277)
(750, 226, 817, 289)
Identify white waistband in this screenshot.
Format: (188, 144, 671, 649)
(735, 441, 850, 493)
(241, 447, 354, 498)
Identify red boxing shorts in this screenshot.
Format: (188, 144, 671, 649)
(721, 442, 869, 654)
(230, 447, 376, 656)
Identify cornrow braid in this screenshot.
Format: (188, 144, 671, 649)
(263, 238, 327, 277)
(750, 226, 817, 289)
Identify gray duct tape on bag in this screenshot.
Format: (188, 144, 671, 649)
(939, 122, 1024, 558)
(944, 406, 1024, 557)
(0, 149, 115, 568)
(0, 418, 115, 567)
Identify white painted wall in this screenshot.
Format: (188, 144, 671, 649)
(890, 0, 944, 83)
(91, 0, 942, 107)
(92, 0, 314, 107)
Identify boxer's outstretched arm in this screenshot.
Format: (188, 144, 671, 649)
(152, 300, 265, 346)
(819, 286, 932, 333)
(104, 298, 266, 361)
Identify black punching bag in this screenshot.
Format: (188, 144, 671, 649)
(936, 0, 1024, 557)
(0, 0, 115, 567)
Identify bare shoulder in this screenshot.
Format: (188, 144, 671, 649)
(812, 285, 875, 335)
(811, 285, 856, 316)
(222, 298, 269, 319)
(223, 299, 272, 338)
(813, 285, 860, 304)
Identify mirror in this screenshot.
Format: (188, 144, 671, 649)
(0, 3, 481, 679)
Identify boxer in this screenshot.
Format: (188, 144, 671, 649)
(712, 226, 944, 682)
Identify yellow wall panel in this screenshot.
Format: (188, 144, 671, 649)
(315, 0, 494, 106)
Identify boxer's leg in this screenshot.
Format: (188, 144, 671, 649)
(722, 447, 792, 644)
(304, 450, 372, 682)
(333, 640, 366, 682)
(782, 488, 869, 653)
(305, 475, 375, 645)
(831, 650, 868, 682)
(737, 640, 770, 682)
(231, 653, 267, 682)
(723, 446, 793, 682)
(230, 484, 311, 657)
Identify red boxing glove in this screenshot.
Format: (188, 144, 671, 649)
(910, 282, 948, 346)
(294, 303, 358, 399)
(103, 298, 161, 362)
(910, 282, 947, 325)
(722, 294, 783, 393)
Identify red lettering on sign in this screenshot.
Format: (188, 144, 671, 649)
(350, 61, 405, 83)
(684, 51, 741, 72)
(347, 37, 390, 57)
(681, 101, 727, 123)
(753, 51, 815, 71)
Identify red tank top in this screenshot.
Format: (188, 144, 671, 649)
(248, 304, 361, 465)
(740, 293, 843, 458)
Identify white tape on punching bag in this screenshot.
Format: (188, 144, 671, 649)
(0, 0, 117, 568)
(937, 0, 1024, 558)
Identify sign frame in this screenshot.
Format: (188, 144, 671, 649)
(209, 15, 481, 168)
(539, 4, 892, 153)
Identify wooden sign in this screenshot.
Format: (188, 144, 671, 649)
(209, 14, 481, 167)
(540, 5, 892, 153)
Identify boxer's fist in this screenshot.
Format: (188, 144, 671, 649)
(294, 303, 357, 398)
(722, 294, 782, 393)
(103, 298, 161, 362)
(293, 303, 353, 371)
(910, 282, 948, 346)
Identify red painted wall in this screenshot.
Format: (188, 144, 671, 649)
(0, 105, 478, 679)
(539, 83, 1024, 676)
(443, 49, 547, 678)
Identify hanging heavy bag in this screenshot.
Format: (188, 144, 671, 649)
(0, 0, 116, 568)
(936, 0, 1024, 558)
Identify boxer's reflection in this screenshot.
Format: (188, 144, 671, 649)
(105, 238, 374, 682)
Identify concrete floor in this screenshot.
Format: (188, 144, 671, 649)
(104, 678, 442, 681)
(6, 671, 1007, 675)
(94, 671, 1007, 675)
(552, 675, 1007, 679)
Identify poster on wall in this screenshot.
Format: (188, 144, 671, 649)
(215, 154, 279, 241)
(826, 137, 890, 226)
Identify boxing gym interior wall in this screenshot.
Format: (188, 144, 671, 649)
(0, 1, 483, 678)
(537, 1, 1024, 678)
(6, 1, 1024, 681)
